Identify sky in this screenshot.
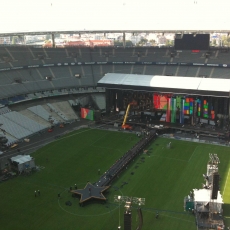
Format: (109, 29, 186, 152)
(0, 0, 229, 33)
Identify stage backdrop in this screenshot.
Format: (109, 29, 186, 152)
(81, 108, 94, 120)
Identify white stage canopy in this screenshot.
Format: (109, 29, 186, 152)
(11, 155, 33, 164)
(193, 189, 223, 204)
(98, 73, 230, 97)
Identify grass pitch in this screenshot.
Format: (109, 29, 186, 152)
(1, 128, 230, 230)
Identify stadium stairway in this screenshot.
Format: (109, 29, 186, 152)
(19, 109, 51, 127)
(91, 93, 106, 111)
(51, 101, 79, 121)
(42, 104, 65, 123)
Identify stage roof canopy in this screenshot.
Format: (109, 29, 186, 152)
(193, 189, 223, 204)
(97, 73, 230, 97)
(11, 155, 33, 165)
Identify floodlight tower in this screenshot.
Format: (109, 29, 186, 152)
(124, 197, 132, 230)
(114, 195, 123, 230)
(207, 154, 221, 220)
(207, 153, 220, 176)
(114, 195, 145, 230)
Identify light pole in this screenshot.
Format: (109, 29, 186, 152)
(114, 195, 145, 229)
(114, 195, 122, 229)
(118, 195, 121, 229)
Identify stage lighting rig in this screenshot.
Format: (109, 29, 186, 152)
(114, 195, 145, 230)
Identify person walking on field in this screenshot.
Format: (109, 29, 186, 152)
(156, 211, 159, 219)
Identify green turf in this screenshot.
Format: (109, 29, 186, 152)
(1, 128, 230, 230)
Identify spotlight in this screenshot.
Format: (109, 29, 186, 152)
(75, 73, 81, 78)
(46, 76, 52, 81)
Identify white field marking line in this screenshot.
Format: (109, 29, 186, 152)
(85, 133, 109, 148)
(0, 128, 92, 159)
(4, 115, 135, 157)
(38, 129, 107, 155)
(147, 139, 170, 156)
(91, 145, 125, 157)
(3, 117, 125, 157)
(188, 146, 199, 162)
(0, 143, 48, 159)
(223, 166, 230, 195)
(92, 145, 114, 150)
(58, 197, 119, 217)
(117, 149, 124, 155)
(161, 213, 194, 223)
(8, 130, 107, 159)
(47, 130, 107, 154)
(143, 209, 194, 223)
(58, 187, 124, 217)
(17, 180, 67, 190)
(151, 154, 188, 162)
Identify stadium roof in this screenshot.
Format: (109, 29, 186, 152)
(97, 73, 230, 97)
(0, 30, 230, 37)
(11, 155, 33, 165)
(1, 0, 229, 35)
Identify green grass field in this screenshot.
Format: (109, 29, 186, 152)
(1, 128, 230, 230)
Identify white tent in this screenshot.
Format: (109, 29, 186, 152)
(193, 188, 223, 213)
(11, 155, 35, 172)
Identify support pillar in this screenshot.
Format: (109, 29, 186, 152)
(224, 98, 228, 126)
(52, 34, 55, 48)
(229, 91, 230, 122)
(193, 99, 197, 125)
(123, 32, 126, 48)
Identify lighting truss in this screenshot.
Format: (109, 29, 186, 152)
(114, 195, 145, 206)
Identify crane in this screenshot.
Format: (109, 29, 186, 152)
(122, 101, 137, 130)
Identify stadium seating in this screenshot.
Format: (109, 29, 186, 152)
(28, 105, 59, 125)
(49, 66, 72, 78)
(0, 46, 229, 103)
(46, 103, 69, 121)
(42, 48, 67, 64)
(198, 67, 213, 78)
(164, 66, 178, 76)
(3, 111, 46, 133)
(131, 65, 145, 75)
(112, 48, 138, 62)
(0, 115, 33, 139)
(0, 98, 84, 144)
(91, 93, 106, 110)
(101, 65, 113, 76)
(19, 109, 51, 127)
(51, 101, 79, 121)
(208, 49, 230, 64)
(141, 48, 171, 62)
(176, 66, 199, 77)
(90, 48, 107, 62)
(211, 68, 230, 78)
(144, 65, 164, 75)
(174, 51, 206, 63)
(113, 65, 132, 74)
(0, 106, 11, 114)
(0, 130, 18, 146)
(1, 45, 230, 144)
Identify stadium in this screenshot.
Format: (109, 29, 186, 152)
(0, 27, 230, 230)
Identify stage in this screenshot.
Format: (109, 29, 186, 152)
(97, 115, 228, 142)
(98, 73, 230, 143)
